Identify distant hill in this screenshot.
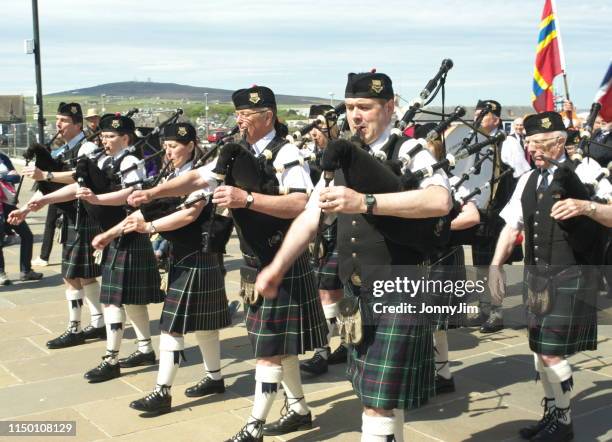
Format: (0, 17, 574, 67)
(49, 81, 327, 105)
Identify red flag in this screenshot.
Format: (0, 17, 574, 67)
(595, 61, 612, 122)
(532, 0, 564, 112)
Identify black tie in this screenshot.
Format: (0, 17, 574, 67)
(537, 169, 550, 193)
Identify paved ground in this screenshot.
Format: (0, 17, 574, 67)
(0, 167, 610, 441)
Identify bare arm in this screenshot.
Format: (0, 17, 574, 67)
(551, 198, 612, 228)
(491, 224, 521, 266)
(123, 203, 205, 234)
(450, 202, 480, 231)
(213, 185, 308, 219)
(78, 187, 133, 206)
(35, 183, 78, 207)
(373, 186, 451, 218)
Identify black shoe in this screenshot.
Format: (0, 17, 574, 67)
(130, 390, 172, 415)
(466, 311, 488, 327)
(327, 344, 348, 365)
(184, 376, 226, 397)
(225, 422, 264, 442)
(228, 300, 241, 319)
(435, 375, 456, 394)
(84, 358, 120, 383)
(480, 316, 504, 333)
(20, 270, 43, 281)
(531, 411, 574, 442)
(519, 398, 555, 440)
(46, 329, 85, 349)
(300, 349, 329, 375)
(82, 325, 106, 340)
(118, 350, 156, 368)
(263, 409, 313, 436)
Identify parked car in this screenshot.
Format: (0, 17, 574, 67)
(207, 130, 227, 143)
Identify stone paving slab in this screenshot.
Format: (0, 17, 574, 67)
(0, 174, 610, 441)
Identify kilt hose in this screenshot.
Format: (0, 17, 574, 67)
(160, 249, 230, 334)
(61, 211, 101, 279)
(528, 269, 598, 356)
(100, 232, 163, 306)
(245, 252, 327, 358)
(345, 282, 436, 410)
(429, 246, 467, 330)
(315, 220, 343, 291)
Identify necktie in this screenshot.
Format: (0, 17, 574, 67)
(537, 169, 550, 193)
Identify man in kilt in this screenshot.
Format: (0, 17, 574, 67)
(12, 102, 106, 348)
(301, 104, 348, 376)
(122, 122, 231, 415)
(256, 71, 452, 441)
(467, 99, 531, 333)
(488, 111, 606, 441)
(129, 86, 327, 441)
(76, 115, 163, 382)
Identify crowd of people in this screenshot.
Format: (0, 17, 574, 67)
(1, 71, 611, 442)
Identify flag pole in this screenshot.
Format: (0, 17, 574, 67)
(551, 0, 573, 124)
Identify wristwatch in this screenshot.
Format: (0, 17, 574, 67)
(365, 193, 376, 215)
(588, 202, 597, 216)
(245, 192, 254, 209)
(46, 171, 54, 182)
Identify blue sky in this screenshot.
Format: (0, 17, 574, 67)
(1, 0, 610, 107)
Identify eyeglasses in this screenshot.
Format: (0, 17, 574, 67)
(100, 134, 119, 140)
(234, 109, 270, 119)
(525, 137, 560, 148)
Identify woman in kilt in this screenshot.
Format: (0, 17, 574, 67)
(121, 122, 231, 415)
(301, 104, 348, 377)
(77, 115, 163, 383)
(10, 102, 107, 349)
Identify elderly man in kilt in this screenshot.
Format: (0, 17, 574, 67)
(121, 122, 231, 415)
(76, 115, 163, 383)
(257, 71, 452, 442)
(301, 104, 348, 377)
(129, 86, 327, 442)
(10, 102, 106, 348)
(489, 111, 608, 442)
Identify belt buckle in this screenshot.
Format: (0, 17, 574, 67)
(350, 273, 362, 286)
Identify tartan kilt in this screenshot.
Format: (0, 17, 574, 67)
(528, 270, 598, 356)
(345, 282, 435, 410)
(245, 252, 327, 358)
(61, 212, 101, 279)
(428, 246, 467, 330)
(316, 221, 343, 290)
(100, 233, 164, 306)
(160, 249, 230, 334)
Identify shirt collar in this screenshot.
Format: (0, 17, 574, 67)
(67, 132, 86, 149)
(370, 126, 392, 153)
(252, 129, 276, 156)
(112, 146, 132, 161)
(542, 154, 566, 175)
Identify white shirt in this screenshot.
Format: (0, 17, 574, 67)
(500, 155, 611, 230)
(306, 128, 450, 217)
(500, 131, 531, 178)
(113, 147, 145, 188)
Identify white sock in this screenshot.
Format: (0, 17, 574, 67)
(393, 409, 404, 442)
(281, 356, 309, 415)
(534, 354, 555, 402)
(82, 281, 104, 328)
(544, 359, 573, 424)
(66, 289, 83, 333)
(434, 330, 451, 379)
(156, 333, 184, 392)
(124, 304, 153, 353)
(104, 305, 125, 365)
(248, 364, 283, 437)
(361, 413, 395, 442)
(323, 302, 340, 340)
(195, 330, 222, 380)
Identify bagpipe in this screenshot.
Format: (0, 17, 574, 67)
(285, 102, 347, 145)
(208, 132, 305, 262)
(577, 102, 602, 157)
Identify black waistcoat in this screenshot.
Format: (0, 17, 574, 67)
(230, 135, 293, 266)
(335, 137, 424, 287)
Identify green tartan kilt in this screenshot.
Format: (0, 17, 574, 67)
(528, 270, 598, 356)
(345, 282, 435, 410)
(315, 221, 343, 291)
(160, 249, 230, 334)
(100, 233, 164, 306)
(245, 252, 327, 358)
(428, 247, 467, 330)
(61, 212, 101, 279)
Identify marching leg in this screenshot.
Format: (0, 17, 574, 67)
(47, 287, 85, 349)
(185, 330, 226, 397)
(121, 304, 156, 368)
(361, 411, 396, 442)
(81, 280, 106, 340)
(433, 330, 455, 394)
(84, 304, 124, 383)
(519, 353, 556, 439)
